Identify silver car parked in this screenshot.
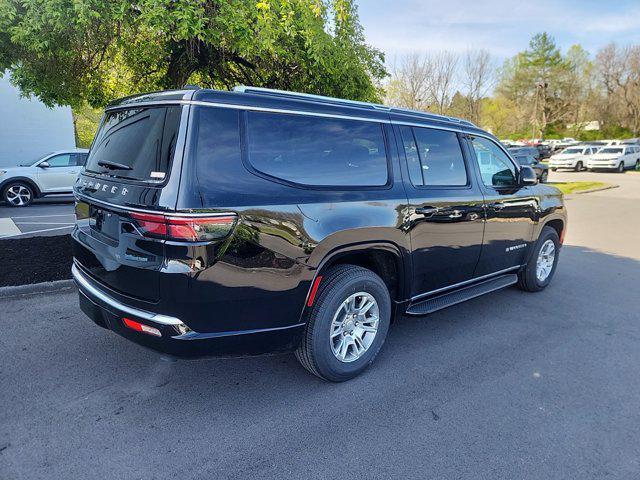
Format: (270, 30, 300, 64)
(0, 149, 89, 206)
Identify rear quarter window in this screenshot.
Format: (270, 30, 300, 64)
(245, 112, 389, 187)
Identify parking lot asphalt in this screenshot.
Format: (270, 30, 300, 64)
(2, 171, 640, 479)
(0, 199, 74, 238)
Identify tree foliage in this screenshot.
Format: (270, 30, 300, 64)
(385, 32, 640, 139)
(0, 0, 386, 107)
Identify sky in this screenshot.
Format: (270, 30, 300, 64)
(357, 0, 640, 64)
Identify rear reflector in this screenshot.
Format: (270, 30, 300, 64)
(123, 317, 162, 337)
(559, 227, 566, 245)
(130, 212, 237, 242)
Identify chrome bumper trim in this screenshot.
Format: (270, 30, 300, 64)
(72, 264, 184, 326)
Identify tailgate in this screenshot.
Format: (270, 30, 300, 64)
(73, 199, 164, 302)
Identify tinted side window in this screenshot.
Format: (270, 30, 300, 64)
(45, 154, 73, 167)
(471, 136, 517, 187)
(412, 127, 467, 186)
(246, 112, 388, 187)
(192, 107, 241, 192)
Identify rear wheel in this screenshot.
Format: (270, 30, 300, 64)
(517, 226, 560, 292)
(3, 182, 34, 207)
(551, 168, 557, 172)
(295, 265, 391, 382)
(574, 161, 583, 172)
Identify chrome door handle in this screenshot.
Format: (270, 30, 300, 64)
(448, 210, 463, 219)
(489, 202, 506, 210)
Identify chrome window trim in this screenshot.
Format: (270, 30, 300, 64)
(105, 99, 491, 133)
(103, 99, 506, 156)
(72, 264, 184, 326)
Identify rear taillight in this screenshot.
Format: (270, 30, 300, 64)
(130, 212, 237, 242)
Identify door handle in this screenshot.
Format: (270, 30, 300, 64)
(415, 206, 439, 216)
(448, 210, 463, 219)
(488, 202, 506, 210)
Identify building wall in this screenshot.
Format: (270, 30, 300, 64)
(0, 75, 75, 167)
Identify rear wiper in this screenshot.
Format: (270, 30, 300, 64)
(97, 160, 133, 170)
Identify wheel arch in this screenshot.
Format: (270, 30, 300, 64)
(300, 241, 409, 323)
(542, 217, 565, 244)
(0, 176, 42, 198)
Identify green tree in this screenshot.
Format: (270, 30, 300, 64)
(497, 33, 577, 137)
(0, 0, 385, 108)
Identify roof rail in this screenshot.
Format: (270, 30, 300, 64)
(388, 106, 476, 127)
(232, 85, 476, 127)
(233, 85, 391, 111)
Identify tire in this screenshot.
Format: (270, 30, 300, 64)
(3, 181, 34, 207)
(635, 159, 640, 171)
(551, 168, 557, 172)
(540, 171, 548, 183)
(617, 162, 624, 173)
(574, 161, 583, 172)
(295, 264, 391, 382)
(517, 226, 560, 293)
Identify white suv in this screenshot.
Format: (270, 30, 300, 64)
(548, 145, 599, 171)
(587, 146, 640, 172)
(0, 149, 89, 207)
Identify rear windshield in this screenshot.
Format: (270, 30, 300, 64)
(85, 106, 182, 182)
(599, 148, 623, 154)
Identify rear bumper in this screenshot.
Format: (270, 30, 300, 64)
(73, 264, 304, 357)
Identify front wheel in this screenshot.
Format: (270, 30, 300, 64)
(517, 226, 561, 292)
(3, 182, 34, 207)
(635, 159, 640, 171)
(295, 265, 391, 382)
(540, 171, 548, 183)
(550, 168, 557, 172)
(574, 161, 583, 172)
(617, 162, 624, 173)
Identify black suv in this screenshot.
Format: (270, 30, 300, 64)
(72, 87, 567, 381)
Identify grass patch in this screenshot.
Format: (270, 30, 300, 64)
(549, 181, 612, 194)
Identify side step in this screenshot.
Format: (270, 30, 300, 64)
(406, 274, 518, 316)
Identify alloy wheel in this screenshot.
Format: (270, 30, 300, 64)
(5, 185, 32, 206)
(536, 239, 556, 282)
(330, 292, 379, 363)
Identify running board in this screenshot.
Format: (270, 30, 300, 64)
(406, 274, 518, 316)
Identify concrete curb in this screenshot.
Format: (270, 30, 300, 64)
(574, 184, 619, 195)
(0, 279, 75, 299)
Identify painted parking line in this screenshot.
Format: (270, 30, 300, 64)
(1, 225, 74, 238)
(0, 217, 21, 237)
(9, 214, 76, 219)
(12, 222, 75, 225)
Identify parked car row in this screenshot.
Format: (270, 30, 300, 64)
(548, 144, 640, 172)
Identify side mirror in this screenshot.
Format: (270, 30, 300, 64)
(38, 161, 50, 168)
(520, 165, 538, 185)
